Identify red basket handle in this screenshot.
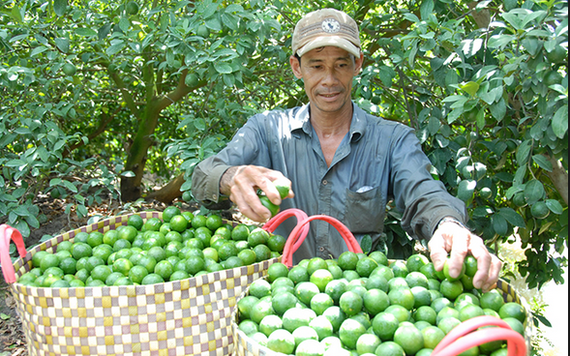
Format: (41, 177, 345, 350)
(0, 224, 27, 284)
(262, 208, 309, 235)
(281, 215, 363, 268)
(432, 316, 527, 356)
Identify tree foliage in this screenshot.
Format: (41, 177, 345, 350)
(1, 0, 567, 289)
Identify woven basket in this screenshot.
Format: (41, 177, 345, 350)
(7, 211, 279, 356)
(231, 215, 533, 356)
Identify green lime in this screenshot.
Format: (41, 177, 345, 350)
(368, 250, 389, 266)
(338, 318, 367, 350)
(480, 290, 505, 312)
(253, 244, 271, 262)
(259, 195, 279, 217)
(422, 325, 446, 349)
(295, 281, 321, 305)
(237, 295, 259, 320)
(272, 292, 298, 316)
(499, 302, 526, 323)
(338, 251, 359, 271)
(310, 268, 334, 292)
(393, 324, 425, 355)
(310, 292, 334, 316)
(91, 265, 112, 282)
(374, 341, 406, 356)
(162, 206, 181, 223)
(127, 215, 144, 230)
(309, 314, 334, 340)
(267, 262, 289, 283)
(389, 287, 415, 310)
(71, 242, 93, 260)
(407, 254, 430, 272)
(141, 273, 165, 285)
(356, 333, 381, 355)
(363, 288, 390, 316)
(248, 228, 269, 247)
(339, 290, 363, 316)
(259, 314, 283, 337)
(266, 329, 295, 354)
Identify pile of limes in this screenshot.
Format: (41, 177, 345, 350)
(236, 252, 526, 356)
(16, 206, 286, 288)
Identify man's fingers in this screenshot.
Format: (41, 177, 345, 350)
(428, 234, 449, 271)
(482, 255, 502, 292)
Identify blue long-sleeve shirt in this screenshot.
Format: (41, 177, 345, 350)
(192, 102, 467, 262)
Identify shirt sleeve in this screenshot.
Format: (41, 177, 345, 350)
(389, 126, 468, 241)
(191, 113, 270, 207)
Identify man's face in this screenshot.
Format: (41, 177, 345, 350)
(290, 46, 363, 116)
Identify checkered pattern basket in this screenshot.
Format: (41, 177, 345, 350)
(231, 277, 533, 356)
(8, 211, 279, 356)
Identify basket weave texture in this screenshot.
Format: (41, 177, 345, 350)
(9, 212, 278, 356)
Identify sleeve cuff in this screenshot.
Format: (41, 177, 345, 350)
(205, 164, 232, 203)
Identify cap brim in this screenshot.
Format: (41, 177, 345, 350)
(296, 37, 361, 58)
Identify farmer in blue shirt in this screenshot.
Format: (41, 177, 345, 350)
(192, 9, 501, 291)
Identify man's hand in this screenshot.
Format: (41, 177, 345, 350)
(428, 220, 502, 292)
(220, 165, 294, 222)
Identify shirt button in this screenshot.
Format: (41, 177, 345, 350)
(319, 247, 325, 252)
(212, 194, 217, 200)
(322, 180, 328, 185)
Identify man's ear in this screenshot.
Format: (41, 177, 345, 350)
(354, 52, 364, 75)
(290, 55, 303, 79)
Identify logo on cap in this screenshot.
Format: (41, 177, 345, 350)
(321, 18, 340, 33)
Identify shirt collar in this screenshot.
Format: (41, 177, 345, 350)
(291, 102, 366, 142)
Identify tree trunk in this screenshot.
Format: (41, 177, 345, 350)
(120, 101, 161, 201)
(145, 173, 185, 203)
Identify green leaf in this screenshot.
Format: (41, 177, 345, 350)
(546, 199, 564, 215)
(457, 179, 476, 202)
(516, 140, 533, 166)
(491, 214, 508, 236)
(420, 0, 434, 20)
(50, 178, 63, 187)
(461, 81, 479, 97)
(532, 155, 553, 172)
(214, 62, 233, 74)
(206, 17, 222, 32)
(552, 105, 568, 139)
(26, 215, 40, 229)
(14, 220, 30, 238)
(489, 98, 506, 121)
(63, 180, 78, 193)
(55, 38, 70, 53)
(498, 208, 525, 227)
(107, 41, 126, 56)
(488, 34, 514, 49)
(5, 159, 26, 168)
(360, 235, 372, 254)
(54, 0, 68, 16)
(98, 23, 112, 40)
(75, 28, 97, 37)
(11, 5, 22, 23)
(121, 171, 135, 177)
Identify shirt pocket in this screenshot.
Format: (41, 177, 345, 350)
(344, 187, 385, 234)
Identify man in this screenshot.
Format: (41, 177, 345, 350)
(192, 9, 501, 291)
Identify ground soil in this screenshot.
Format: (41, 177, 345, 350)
(0, 196, 231, 355)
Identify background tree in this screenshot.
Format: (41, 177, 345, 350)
(1, 0, 567, 292)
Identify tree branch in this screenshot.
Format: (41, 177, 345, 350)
(545, 154, 568, 206)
